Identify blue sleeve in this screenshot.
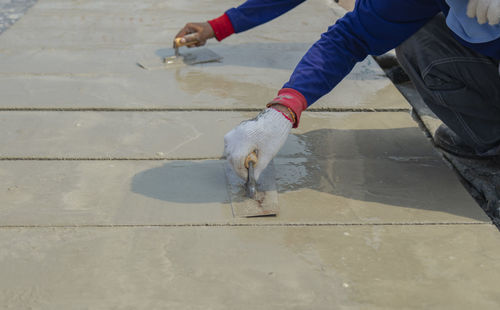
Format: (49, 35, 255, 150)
(225, 0, 306, 33)
(284, 0, 441, 106)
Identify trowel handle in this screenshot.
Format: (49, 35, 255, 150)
(244, 151, 258, 169)
(174, 33, 199, 47)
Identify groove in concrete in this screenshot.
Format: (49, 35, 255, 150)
(0, 107, 411, 112)
(0, 222, 491, 229)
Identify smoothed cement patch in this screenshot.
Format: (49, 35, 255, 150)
(0, 225, 499, 309)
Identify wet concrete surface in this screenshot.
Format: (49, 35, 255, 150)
(0, 0, 405, 111)
(0, 157, 485, 226)
(0, 46, 402, 111)
(0, 59, 403, 110)
(1, 0, 500, 308)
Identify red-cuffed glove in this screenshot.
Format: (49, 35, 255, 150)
(267, 88, 308, 128)
(224, 108, 292, 181)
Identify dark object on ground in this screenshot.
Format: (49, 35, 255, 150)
(373, 54, 410, 84)
(446, 156, 500, 227)
(385, 66, 411, 84)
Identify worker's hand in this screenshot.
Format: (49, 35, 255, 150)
(467, 0, 500, 25)
(224, 108, 293, 181)
(175, 22, 215, 47)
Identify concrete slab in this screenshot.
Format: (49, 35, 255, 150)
(0, 0, 408, 110)
(0, 0, 340, 47)
(0, 111, 433, 159)
(0, 110, 486, 224)
(0, 225, 499, 309)
(0, 158, 485, 226)
(0, 56, 402, 110)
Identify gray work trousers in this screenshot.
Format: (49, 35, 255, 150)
(396, 14, 500, 154)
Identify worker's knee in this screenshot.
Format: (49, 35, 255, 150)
(396, 43, 479, 93)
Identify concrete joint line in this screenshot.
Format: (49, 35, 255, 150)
(0, 108, 410, 113)
(0, 222, 491, 229)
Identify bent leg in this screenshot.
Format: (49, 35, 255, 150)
(396, 14, 500, 154)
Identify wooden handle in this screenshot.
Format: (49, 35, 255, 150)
(174, 33, 199, 47)
(244, 151, 258, 169)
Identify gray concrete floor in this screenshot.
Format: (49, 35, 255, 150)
(1, 1, 500, 309)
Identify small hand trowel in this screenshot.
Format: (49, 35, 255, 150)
(225, 151, 279, 218)
(137, 33, 222, 70)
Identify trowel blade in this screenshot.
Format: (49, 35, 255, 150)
(137, 48, 222, 70)
(225, 161, 279, 218)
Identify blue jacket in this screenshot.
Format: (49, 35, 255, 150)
(225, 0, 500, 106)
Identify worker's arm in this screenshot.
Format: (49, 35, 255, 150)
(274, 0, 441, 125)
(225, 0, 442, 180)
(175, 0, 305, 45)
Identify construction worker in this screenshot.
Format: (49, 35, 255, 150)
(176, 0, 500, 181)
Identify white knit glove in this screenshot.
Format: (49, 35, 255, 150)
(467, 0, 500, 25)
(224, 108, 292, 181)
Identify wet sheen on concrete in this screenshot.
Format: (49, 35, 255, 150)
(0, 0, 406, 110)
(0, 158, 486, 226)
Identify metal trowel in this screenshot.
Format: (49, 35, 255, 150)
(225, 151, 279, 218)
(137, 33, 222, 70)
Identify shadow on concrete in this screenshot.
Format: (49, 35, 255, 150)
(156, 42, 311, 71)
(157, 42, 384, 79)
(131, 126, 484, 220)
(131, 160, 229, 204)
